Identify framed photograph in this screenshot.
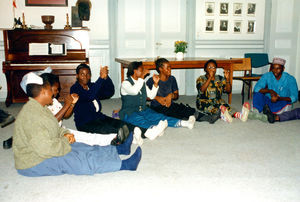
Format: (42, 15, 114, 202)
(205, 19, 214, 32)
(233, 3, 242, 16)
(220, 3, 229, 15)
(234, 21, 242, 33)
(247, 20, 255, 33)
(205, 2, 215, 16)
(247, 3, 256, 15)
(220, 20, 228, 32)
(25, 0, 68, 7)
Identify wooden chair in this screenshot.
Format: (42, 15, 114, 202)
(232, 58, 252, 104)
(233, 53, 270, 104)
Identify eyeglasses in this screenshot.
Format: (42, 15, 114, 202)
(207, 66, 216, 69)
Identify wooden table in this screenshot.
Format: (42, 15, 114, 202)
(115, 57, 243, 104)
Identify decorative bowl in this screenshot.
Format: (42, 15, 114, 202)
(41, 15, 55, 30)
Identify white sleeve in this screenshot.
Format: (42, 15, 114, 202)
(48, 98, 63, 116)
(121, 78, 144, 95)
(146, 85, 159, 99)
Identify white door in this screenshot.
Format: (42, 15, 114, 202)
(117, 0, 187, 93)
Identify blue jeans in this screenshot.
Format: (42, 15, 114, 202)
(17, 142, 121, 177)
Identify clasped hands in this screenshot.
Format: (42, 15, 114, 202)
(269, 90, 279, 102)
(64, 133, 75, 144)
(156, 93, 172, 107)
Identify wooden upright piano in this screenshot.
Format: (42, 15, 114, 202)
(2, 29, 89, 106)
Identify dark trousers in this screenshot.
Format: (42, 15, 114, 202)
(77, 115, 147, 137)
(151, 102, 196, 121)
(279, 108, 300, 122)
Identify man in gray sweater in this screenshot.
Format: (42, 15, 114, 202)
(14, 72, 141, 176)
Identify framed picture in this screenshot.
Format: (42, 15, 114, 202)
(205, 2, 215, 16)
(247, 3, 256, 16)
(233, 3, 242, 16)
(220, 3, 229, 15)
(25, 0, 68, 7)
(205, 19, 214, 32)
(220, 20, 228, 32)
(234, 21, 242, 33)
(247, 20, 255, 33)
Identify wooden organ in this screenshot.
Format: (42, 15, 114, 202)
(2, 29, 89, 106)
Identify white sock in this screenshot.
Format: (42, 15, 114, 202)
(180, 116, 196, 129)
(132, 127, 143, 146)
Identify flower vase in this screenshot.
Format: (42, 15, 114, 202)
(175, 52, 184, 60)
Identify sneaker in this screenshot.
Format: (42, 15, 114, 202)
(144, 123, 165, 140)
(0, 115, 15, 128)
(220, 105, 233, 123)
(263, 105, 275, 123)
(157, 120, 168, 136)
(187, 116, 196, 129)
(240, 102, 250, 122)
(3, 137, 12, 149)
(110, 124, 129, 145)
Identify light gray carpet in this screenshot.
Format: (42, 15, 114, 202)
(1, 95, 300, 202)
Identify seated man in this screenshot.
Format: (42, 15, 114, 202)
(253, 57, 298, 114)
(14, 73, 142, 177)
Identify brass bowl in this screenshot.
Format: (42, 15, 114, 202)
(41, 15, 55, 30)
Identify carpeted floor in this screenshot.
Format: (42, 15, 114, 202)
(0, 95, 300, 202)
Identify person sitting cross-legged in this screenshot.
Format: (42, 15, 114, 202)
(14, 73, 142, 177)
(196, 59, 250, 123)
(253, 57, 298, 115)
(146, 58, 219, 124)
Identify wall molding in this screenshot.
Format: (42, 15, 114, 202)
(195, 40, 265, 49)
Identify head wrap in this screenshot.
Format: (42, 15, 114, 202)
(20, 67, 52, 93)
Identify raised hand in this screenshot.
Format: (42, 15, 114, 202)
(152, 74, 160, 84)
(224, 69, 230, 80)
(100, 66, 109, 79)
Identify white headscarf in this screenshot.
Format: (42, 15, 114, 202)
(20, 67, 52, 93)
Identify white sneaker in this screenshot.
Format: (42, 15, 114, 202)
(180, 116, 196, 129)
(132, 127, 143, 146)
(187, 116, 196, 129)
(157, 120, 168, 136)
(144, 121, 166, 140)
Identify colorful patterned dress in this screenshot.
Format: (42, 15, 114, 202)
(196, 74, 231, 114)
